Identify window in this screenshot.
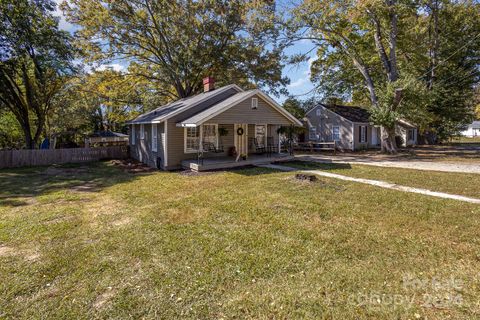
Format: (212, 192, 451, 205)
(316, 108, 321, 116)
(309, 126, 317, 140)
(408, 129, 414, 141)
(202, 124, 218, 148)
(131, 125, 136, 145)
(360, 126, 367, 143)
(184, 127, 199, 153)
(332, 126, 340, 141)
(251, 97, 258, 109)
(140, 124, 145, 139)
(152, 124, 158, 152)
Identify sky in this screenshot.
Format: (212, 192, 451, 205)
(54, 1, 317, 104)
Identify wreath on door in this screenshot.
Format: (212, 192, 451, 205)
(236, 127, 244, 136)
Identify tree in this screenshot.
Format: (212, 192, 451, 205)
(288, 0, 426, 153)
(282, 98, 306, 120)
(287, 0, 479, 148)
(48, 69, 157, 138)
(422, 0, 480, 140)
(0, 0, 75, 149)
(62, 0, 288, 100)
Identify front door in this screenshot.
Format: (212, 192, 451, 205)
(234, 124, 248, 158)
(255, 124, 267, 147)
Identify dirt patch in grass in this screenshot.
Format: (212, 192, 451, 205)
(111, 217, 133, 227)
(70, 182, 101, 192)
(286, 175, 345, 192)
(0, 245, 40, 262)
(111, 159, 156, 174)
(93, 288, 116, 310)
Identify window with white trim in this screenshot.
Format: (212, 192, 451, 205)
(316, 108, 321, 116)
(332, 126, 340, 141)
(184, 127, 199, 153)
(360, 126, 367, 143)
(251, 97, 258, 109)
(202, 124, 218, 148)
(309, 126, 317, 140)
(140, 124, 145, 139)
(152, 124, 158, 152)
(131, 125, 136, 145)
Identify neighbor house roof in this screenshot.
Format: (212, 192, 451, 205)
(321, 104, 371, 123)
(177, 89, 303, 127)
(126, 84, 242, 124)
(89, 131, 128, 138)
(469, 121, 480, 128)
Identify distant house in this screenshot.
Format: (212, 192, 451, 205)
(126, 78, 302, 170)
(460, 121, 480, 137)
(86, 131, 129, 147)
(305, 104, 418, 151)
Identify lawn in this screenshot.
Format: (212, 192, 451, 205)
(1, 162, 479, 319)
(284, 161, 480, 199)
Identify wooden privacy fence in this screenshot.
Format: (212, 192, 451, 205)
(0, 146, 128, 169)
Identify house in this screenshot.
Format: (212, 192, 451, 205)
(460, 121, 480, 137)
(305, 104, 418, 151)
(85, 131, 129, 147)
(127, 78, 302, 170)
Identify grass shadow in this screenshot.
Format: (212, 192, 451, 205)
(0, 161, 150, 204)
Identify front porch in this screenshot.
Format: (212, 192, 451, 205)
(181, 153, 294, 171)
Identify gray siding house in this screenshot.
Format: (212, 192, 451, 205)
(305, 104, 418, 151)
(127, 79, 302, 170)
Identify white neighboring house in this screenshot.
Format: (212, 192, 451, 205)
(460, 121, 480, 137)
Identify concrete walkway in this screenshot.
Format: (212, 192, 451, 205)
(296, 154, 480, 174)
(259, 164, 480, 204)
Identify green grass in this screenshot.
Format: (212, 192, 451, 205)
(284, 161, 480, 199)
(448, 136, 480, 145)
(1, 162, 479, 319)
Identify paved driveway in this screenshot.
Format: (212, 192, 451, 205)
(296, 145, 480, 174)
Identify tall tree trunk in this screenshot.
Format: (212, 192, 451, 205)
(380, 126, 397, 153)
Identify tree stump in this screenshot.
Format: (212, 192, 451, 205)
(295, 174, 317, 182)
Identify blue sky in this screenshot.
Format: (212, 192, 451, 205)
(54, 1, 317, 104)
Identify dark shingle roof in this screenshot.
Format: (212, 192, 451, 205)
(321, 104, 371, 123)
(127, 85, 240, 124)
(90, 131, 128, 138)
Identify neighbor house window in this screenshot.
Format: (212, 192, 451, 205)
(131, 125, 136, 145)
(152, 124, 158, 152)
(251, 97, 258, 109)
(316, 108, 321, 116)
(140, 124, 145, 139)
(360, 126, 367, 143)
(332, 126, 340, 141)
(184, 127, 199, 153)
(202, 124, 218, 148)
(309, 126, 317, 140)
(408, 129, 414, 141)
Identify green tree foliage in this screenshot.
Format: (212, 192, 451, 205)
(0, 0, 75, 148)
(422, 0, 480, 140)
(62, 0, 288, 99)
(282, 97, 317, 119)
(48, 69, 158, 140)
(282, 98, 306, 119)
(287, 0, 479, 149)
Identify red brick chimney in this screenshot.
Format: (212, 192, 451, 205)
(203, 77, 215, 92)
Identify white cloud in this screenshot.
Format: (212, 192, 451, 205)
(54, 0, 76, 32)
(287, 77, 309, 89)
(95, 64, 125, 72)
